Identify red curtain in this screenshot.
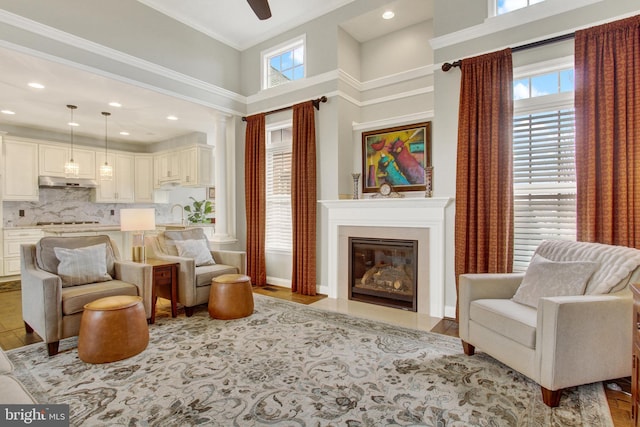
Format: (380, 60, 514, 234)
(454, 49, 514, 317)
(244, 113, 267, 286)
(575, 15, 640, 248)
(291, 101, 317, 295)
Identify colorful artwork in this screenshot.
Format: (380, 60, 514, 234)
(362, 122, 432, 193)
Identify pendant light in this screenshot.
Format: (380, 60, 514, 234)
(64, 104, 80, 177)
(99, 111, 113, 180)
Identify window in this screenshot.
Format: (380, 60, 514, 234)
(496, 0, 545, 15)
(262, 37, 305, 90)
(512, 66, 576, 271)
(266, 124, 293, 252)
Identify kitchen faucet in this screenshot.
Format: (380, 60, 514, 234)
(171, 204, 186, 225)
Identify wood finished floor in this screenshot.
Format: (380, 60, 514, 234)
(0, 283, 632, 426)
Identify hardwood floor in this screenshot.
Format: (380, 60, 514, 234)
(0, 283, 632, 426)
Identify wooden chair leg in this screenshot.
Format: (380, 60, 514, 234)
(461, 340, 475, 355)
(47, 341, 60, 357)
(184, 306, 195, 317)
(24, 321, 34, 333)
(541, 386, 562, 407)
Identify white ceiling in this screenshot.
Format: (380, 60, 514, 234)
(0, 0, 433, 146)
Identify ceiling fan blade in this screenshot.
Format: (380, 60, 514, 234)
(247, 0, 272, 20)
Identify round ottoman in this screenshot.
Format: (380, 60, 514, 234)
(208, 274, 254, 320)
(78, 295, 149, 364)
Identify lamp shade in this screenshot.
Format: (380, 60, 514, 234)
(120, 208, 156, 231)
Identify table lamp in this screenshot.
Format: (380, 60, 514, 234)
(120, 208, 156, 262)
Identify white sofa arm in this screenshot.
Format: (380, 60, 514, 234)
(536, 291, 632, 391)
(212, 250, 246, 275)
(115, 261, 154, 319)
(459, 273, 525, 341)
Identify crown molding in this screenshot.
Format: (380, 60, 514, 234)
(0, 9, 246, 105)
(351, 111, 434, 132)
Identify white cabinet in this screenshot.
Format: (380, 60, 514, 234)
(179, 145, 214, 187)
(39, 144, 96, 179)
(95, 152, 135, 202)
(135, 155, 168, 203)
(2, 139, 39, 201)
(2, 228, 44, 276)
(154, 151, 180, 188)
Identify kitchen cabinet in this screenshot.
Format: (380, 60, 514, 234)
(95, 152, 135, 202)
(2, 228, 44, 276)
(2, 138, 39, 201)
(179, 145, 214, 187)
(39, 144, 96, 179)
(155, 151, 180, 188)
(135, 155, 168, 204)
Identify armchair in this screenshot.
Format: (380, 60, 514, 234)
(21, 235, 153, 356)
(145, 228, 246, 316)
(459, 239, 640, 407)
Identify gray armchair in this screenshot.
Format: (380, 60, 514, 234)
(21, 235, 153, 356)
(459, 239, 640, 407)
(145, 228, 246, 316)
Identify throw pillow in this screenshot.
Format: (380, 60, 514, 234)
(511, 254, 599, 308)
(174, 239, 216, 266)
(54, 243, 112, 287)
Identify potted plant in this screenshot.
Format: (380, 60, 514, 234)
(184, 197, 213, 224)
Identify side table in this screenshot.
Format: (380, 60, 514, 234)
(145, 258, 179, 324)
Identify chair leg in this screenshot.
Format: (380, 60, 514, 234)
(461, 340, 475, 355)
(24, 321, 34, 333)
(541, 386, 562, 407)
(47, 342, 60, 357)
(184, 306, 195, 317)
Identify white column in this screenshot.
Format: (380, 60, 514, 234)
(210, 114, 236, 243)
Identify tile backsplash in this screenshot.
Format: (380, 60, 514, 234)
(3, 188, 174, 227)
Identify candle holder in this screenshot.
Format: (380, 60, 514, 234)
(424, 166, 433, 198)
(351, 173, 361, 199)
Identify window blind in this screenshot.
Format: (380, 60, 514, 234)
(513, 109, 576, 271)
(266, 143, 292, 252)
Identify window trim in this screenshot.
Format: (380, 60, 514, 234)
(261, 35, 306, 91)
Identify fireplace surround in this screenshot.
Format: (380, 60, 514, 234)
(319, 197, 452, 317)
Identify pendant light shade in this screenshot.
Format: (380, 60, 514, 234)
(64, 104, 80, 177)
(99, 111, 113, 180)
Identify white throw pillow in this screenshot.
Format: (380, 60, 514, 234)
(174, 239, 215, 266)
(54, 243, 112, 287)
(511, 254, 599, 308)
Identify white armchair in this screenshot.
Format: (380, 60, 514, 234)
(459, 240, 640, 407)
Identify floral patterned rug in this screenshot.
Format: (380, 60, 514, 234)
(7, 294, 612, 426)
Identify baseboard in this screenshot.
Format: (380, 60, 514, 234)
(266, 276, 291, 288)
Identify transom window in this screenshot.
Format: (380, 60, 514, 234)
(496, 0, 545, 15)
(265, 124, 293, 252)
(512, 64, 576, 271)
(262, 37, 305, 90)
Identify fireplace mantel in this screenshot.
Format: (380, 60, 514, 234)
(319, 197, 452, 317)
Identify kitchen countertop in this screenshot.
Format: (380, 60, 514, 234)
(3, 223, 215, 233)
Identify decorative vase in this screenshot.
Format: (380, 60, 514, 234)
(351, 173, 361, 199)
(424, 166, 433, 198)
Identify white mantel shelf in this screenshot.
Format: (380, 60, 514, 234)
(319, 197, 453, 317)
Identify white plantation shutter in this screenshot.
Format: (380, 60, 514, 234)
(266, 133, 293, 252)
(513, 109, 577, 271)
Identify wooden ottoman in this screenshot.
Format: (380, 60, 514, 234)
(208, 274, 254, 320)
(78, 295, 149, 364)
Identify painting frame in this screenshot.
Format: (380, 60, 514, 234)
(361, 121, 432, 193)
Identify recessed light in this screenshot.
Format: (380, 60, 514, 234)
(382, 10, 395, 19)
(1, 110, 15, 115)
(68, 122, 79, 127)
(167, 115, 178, 121)
(109, 102, 122, 108)
(120, 131, 130, 136)
(28, 82, 45, 89)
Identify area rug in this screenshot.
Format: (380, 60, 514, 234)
(7, 294, 612, 426)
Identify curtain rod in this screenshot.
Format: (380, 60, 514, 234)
(441, 32, 575, 72)
(241, 96, 327, 121)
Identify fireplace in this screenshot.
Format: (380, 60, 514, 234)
(349, 237, 418, 311)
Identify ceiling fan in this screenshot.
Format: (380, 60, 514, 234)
(247, 0, 272, 20)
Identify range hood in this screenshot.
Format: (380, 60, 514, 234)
(38, 176, 98, 188)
